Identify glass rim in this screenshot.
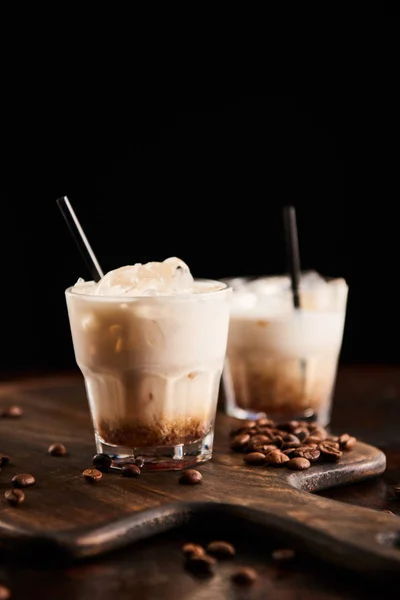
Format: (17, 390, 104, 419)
(65, 278, 231, 302)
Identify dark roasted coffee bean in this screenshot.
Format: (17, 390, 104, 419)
(287, 457, 311, 470)
(309, 425, 328, 440)
(272, 548, 295, 561)
(4, 488, 25, 506)
(207, 540, 235, 558)
(186, 554, 215, 573)
(264, 450, 290, 466)
(247, 441, 277, 453)
(257, 418, 274, 427)
(92, 453, 112, 472)
(82, 468, 102, 482)
(270, 436, 283, 448)
(306, 435, 324, 444)
(293, 447, 320, 462)
(244, 452, 265, 465)
(281, 421, 300, 432)
(0, 584, 11, 599)
(12, 473, 35, 488)
(282, 448, 297, 457)
(338, 434, 357, 450)
(304, 442, 318, 449)
(48, 443, 67, 456)
(182, 543, 205, 558)
(250, 434, 271, 445)
(393, 485, 400, 499)
(319, 442, 342, 462)
(230, 433, 251, 452)
(231, 566, 258, 584)
(179, 469, 202, 485)
(282, 433, 301, 445)
(292, 428, 309, 442)
(0, 454, 10, 466)
(1, 405, 23, 418)
(121, 464, 141, 477)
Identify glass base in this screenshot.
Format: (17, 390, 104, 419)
(226, 404, 330, 426)
(95, 430, 214, 472)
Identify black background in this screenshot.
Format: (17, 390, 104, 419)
(0, 92, 396, 374)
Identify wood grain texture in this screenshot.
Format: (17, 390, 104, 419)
(1, 373, 399, 580)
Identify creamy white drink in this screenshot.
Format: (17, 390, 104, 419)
(65, 257, 231, 469)
(224, 272, 348, 425)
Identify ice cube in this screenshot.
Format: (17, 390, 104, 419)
(89, 257, 194, 297)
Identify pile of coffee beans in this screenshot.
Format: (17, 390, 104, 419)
(230, 418, 357, 470)
(182, 540, 296, 584)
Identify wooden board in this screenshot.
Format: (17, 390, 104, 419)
(0, 375, 399, 576)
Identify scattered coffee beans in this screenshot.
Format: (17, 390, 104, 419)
(185, 554, 216, 574)
(12, 473, 35, 488)
(231, 417, 357, 471)
(4, 488, 25, 506)
(82, 468, 102, 482)
(287, 457, 311, 471)
(92, 453, 112, 472)
(207, 540, 236, 558)
(1, 405, 23, 418)
(178, 469, 202, 485)
(48, 443, 67, 456)
(182, 543, 205, 558)
(231, 566, 258, 584)
(244, 452, 265, 465)
(0, 454, 10, 467)
(0, 584, 11, 599)
(121, 464, 141, 478)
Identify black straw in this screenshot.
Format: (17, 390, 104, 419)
(56, 196, 104, 282)
(283, 205, 301, 309)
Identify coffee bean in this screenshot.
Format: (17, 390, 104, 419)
(307, 435, 324, 444)
(182, 543, 205, 558)
(278, 421, 300, 433)
(293, 447, 320, 463)
(121, 464, 141, 477)
(247, 441, 276, 454)
(257, 418, 274, 427)
(293, 428, 309, 442)
(0, 454, 10, 466)
(92, 453, 112, 472)
(326, 435, 339, 443)
(1, 405, 23, 418)
(230, 433, 251, 452)
(281, 434, 301, 450)
(231, 566, 258, 584)
(272, 548, 295, 561)
(287, 457, 311, 470)
(4, 488, 25, 506)
(393, 485, 400, 499)
(270, 436, 284, 448)
(12, 473, 35, 488)
(186, 554, 215, 573)
(230, 421, 256, 437)
(244, 452, 265, 465)
(82, 468, 102, 482)
(304, 442, 318, 449)
(318, 442, 343, 462)
(178, 469, 202, 485)
(264, 450, 290, 466)
(250, 434, 271, 445)
(282, 448, 297, 456)
(48, 443, 67, 456)
(0, 584, 11, 599)
(338, 434, 357, 450)
(207, 540, 235, 558)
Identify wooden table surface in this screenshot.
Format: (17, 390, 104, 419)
(1, 364, 400, 599)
